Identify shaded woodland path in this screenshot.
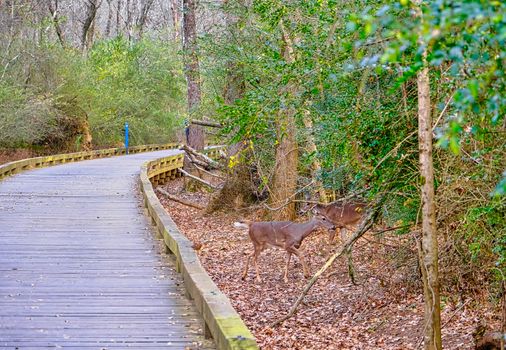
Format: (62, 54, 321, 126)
(0, 151, 214, 349)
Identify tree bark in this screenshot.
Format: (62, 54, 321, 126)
(157, 188, 205, 210)
(125, 0, 133, 40)
(302, 110, 326, 201)
(182, 0, 204, 187)
(136, 0, 155, 39)
(81, 0, 100, 51)
(105, 0, 113, 37)
(170, 0, 181, 42)
(270, 20, 298, 221)
(47, 0, 66, 48)
(415, 1, 442, 345)
(182, 0, 201, 113)
(190, 119, 222, 128)
(116, 0, 122, 36)
(182, 0, 204, 152)
(417, 62, 442, 350)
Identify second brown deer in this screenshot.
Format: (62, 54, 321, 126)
(314, 201, 366, 243)
(234, 215, 335, 283)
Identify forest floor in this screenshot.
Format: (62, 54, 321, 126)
(0, 149, 35, 165)
(157, 178, 500, 350)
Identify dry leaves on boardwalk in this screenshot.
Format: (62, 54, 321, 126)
(157, 179, 499, 350)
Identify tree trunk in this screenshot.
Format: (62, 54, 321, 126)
(270, 20, 298, 221)
(116, 0, 122, 36)
(416, 14, 442, 349)
(182, 0, 202, 140)
(136, 0, 155, 39)
(125, 0, 133, 40)
(182, 0, 201, 114)
(81, 0, 100, 51)
(105, 0, 113, 37)
(48, 0, 66, 48)
(170, 0, 181, 42)
(206, 0, 250, 212)
(302, 110, 326, 201)
(182, 0, 204, 183)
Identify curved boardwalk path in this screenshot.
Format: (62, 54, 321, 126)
(0, 151, 214, 349)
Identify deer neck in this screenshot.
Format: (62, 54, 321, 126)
(301, 220, 318, 239)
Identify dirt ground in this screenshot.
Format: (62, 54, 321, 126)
(0, 149, 36, 165)
(157, 178, 500, 350)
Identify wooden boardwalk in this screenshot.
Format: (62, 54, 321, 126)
(0, 151, 214, 349)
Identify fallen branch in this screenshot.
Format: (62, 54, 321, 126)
(194, 164, 225, 180)
(187, 153, 212, 169)
(190, 119, 223, 128)
(156, 188, 205, 210)
(180, 144, 220, 169)
(270, 195, 385, 328)
(178, 168, 220, 190)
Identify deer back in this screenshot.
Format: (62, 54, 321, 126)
(315, 202, 365, 227)
(249, 221, 295, 248)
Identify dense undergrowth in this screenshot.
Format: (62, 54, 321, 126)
(200, 0, 505, 307)
(0, 37, 184, 151)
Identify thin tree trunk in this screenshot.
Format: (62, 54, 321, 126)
(48, 0, 66, 48)
(182, 0, 204, 185)
(182, 0, 203, 148)
(116, 0, 122, 36)
(416, 0, 442, 346)
(136, 0, 155, 39)
(302, 110, 325, 201)
(271, 20, 298, 221)
(170, 0, 181, 42)
(417, 62, 442, 350)
(125, 0, 133, 40)
(105, 0, 113, 37)
(182, 0, 201, 113)
(81, 0, 100, 51)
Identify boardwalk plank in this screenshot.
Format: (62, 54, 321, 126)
(0, 151, 214, 349)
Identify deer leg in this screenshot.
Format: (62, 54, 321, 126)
(283, 252, 292, 283)
(340, 227, 347, 243)
(287, 246, 309, 278)
(242, 251, 254, 280)
(253, 245, 263, 283)
(341, 227, 357, 285)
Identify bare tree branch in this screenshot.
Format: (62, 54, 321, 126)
(156, 188, 205, 210)
(190, 119, 223, 128)
(270, 195, 385, 327)
(178, 169, 220, 190)
(180, 144, 220, 169)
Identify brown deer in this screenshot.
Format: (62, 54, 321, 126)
(314, 201, 366, 243)
(234, 215, 336, 283)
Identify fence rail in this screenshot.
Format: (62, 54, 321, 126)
(0, 144, 179, 180)
(139, 147, 258, 350)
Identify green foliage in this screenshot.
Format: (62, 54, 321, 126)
(203, 0, 505, 293)
(0, 81, 62, 148)
(0, 37, 184, 150)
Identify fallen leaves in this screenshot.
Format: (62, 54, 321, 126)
(156, 178, 500, 349)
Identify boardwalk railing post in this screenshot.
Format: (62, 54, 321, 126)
(125, 122, 129, 154)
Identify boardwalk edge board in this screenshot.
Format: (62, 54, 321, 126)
(140, 151, 259, 350)
(0, 144, 179, 180)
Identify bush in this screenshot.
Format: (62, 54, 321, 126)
(0, 37, 185, 150)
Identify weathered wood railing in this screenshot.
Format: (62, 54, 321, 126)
(139, 148, 258, 350)
(0, 143, 258, 349)
(0, 144, 179, 180)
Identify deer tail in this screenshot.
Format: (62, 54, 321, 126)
(233, 220, 252, 229)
